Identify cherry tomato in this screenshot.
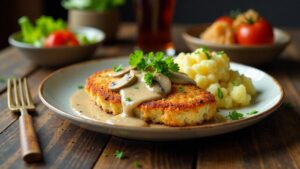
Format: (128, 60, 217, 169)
(236, 18, 273, 45)
(215, 16, 234, 25)
(44, 30, 79, 47)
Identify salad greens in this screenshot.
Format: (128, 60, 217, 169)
(19, 16, 66, 46)
(62, 0, 125, 12)
(76, 33, 98, 45)
(18, 16, 96, 47)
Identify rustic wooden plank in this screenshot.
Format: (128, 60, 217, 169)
(0, 69, 111, 169)
(0, 108, 110, 169)
(94, 137, 195, 169)
(0, 47, 37, 93)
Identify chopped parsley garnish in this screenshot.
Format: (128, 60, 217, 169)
(247, 110, 258, 115)
(125, 97, 132, 102)
(232, 81, 240, 86)
(144, 72, 154, 86)
(113, 64, 124, 72)
(77, 85, 84, 89)
(217, 88, 223, 99)
(134, 86, 139, 89)
(227, 110, 244, 120)
(129, 50, 179, 86)
(216, 51, 225, 56)
(178, 86, 185, 93)
(201, 47, 212, 59)
(114, 150, 125, 159)
(133, 160, 142, 168)
(282, 102, 293, 109)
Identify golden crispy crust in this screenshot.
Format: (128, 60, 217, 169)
(85, 69, 217, 126)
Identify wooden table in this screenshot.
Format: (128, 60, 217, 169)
(0, 23, 300, 169)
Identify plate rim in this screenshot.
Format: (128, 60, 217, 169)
(38, 57, 284, 132)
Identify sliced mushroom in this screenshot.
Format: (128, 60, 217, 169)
(109, 71, 137, 91)
(146, 73, 172, 95)
(169, 72, 196, 85)
(110, 66, 132, 77)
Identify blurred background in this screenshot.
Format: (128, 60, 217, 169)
(1, 0, 299, 49)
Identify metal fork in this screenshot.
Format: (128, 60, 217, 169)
(7, 78, 42, 162)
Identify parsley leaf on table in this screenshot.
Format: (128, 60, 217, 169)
(114, 150, 125, 159)
(133, 160, 142, 168)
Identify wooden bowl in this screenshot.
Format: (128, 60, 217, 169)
(9, 27, 105, 67)
(182, 24, 291, 65)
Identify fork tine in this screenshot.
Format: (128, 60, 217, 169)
(13, 78, 20, 107)
(18, 79, 26, 106)
(7, 79, 14, 109)
(24, 78, 34, 107)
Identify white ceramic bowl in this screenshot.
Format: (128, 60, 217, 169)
(9, 27, 105, 67)
(182, 24, 291, 65)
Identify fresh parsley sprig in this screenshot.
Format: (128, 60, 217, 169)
(129, 50, 179, 86)
(144, 72, 154, 86)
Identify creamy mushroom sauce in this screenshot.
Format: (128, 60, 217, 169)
(70, 69, 225, 127)
(108, 70, 195, 118)
(70, 90, 226, 127)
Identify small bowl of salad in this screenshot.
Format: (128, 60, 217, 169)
(9, 16, 105, 67)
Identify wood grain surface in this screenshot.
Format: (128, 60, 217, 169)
(0, 23, 300, 169)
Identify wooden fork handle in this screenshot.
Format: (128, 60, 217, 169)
(19, 108, 42, 162)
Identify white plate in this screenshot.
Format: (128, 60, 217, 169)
(39, 57, 284, 140)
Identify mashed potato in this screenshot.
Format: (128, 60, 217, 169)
(175, 48, 256, 108)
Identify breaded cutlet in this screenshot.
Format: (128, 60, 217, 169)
(85, 69, 217, 126)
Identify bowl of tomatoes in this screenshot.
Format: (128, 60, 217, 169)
(9, 16, 105, 67)
(182, 9, 291, 65)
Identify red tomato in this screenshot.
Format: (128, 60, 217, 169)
(44, 30, 79, 47)
(236, 18, 274, 45)
(215, 16, 233, 25)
